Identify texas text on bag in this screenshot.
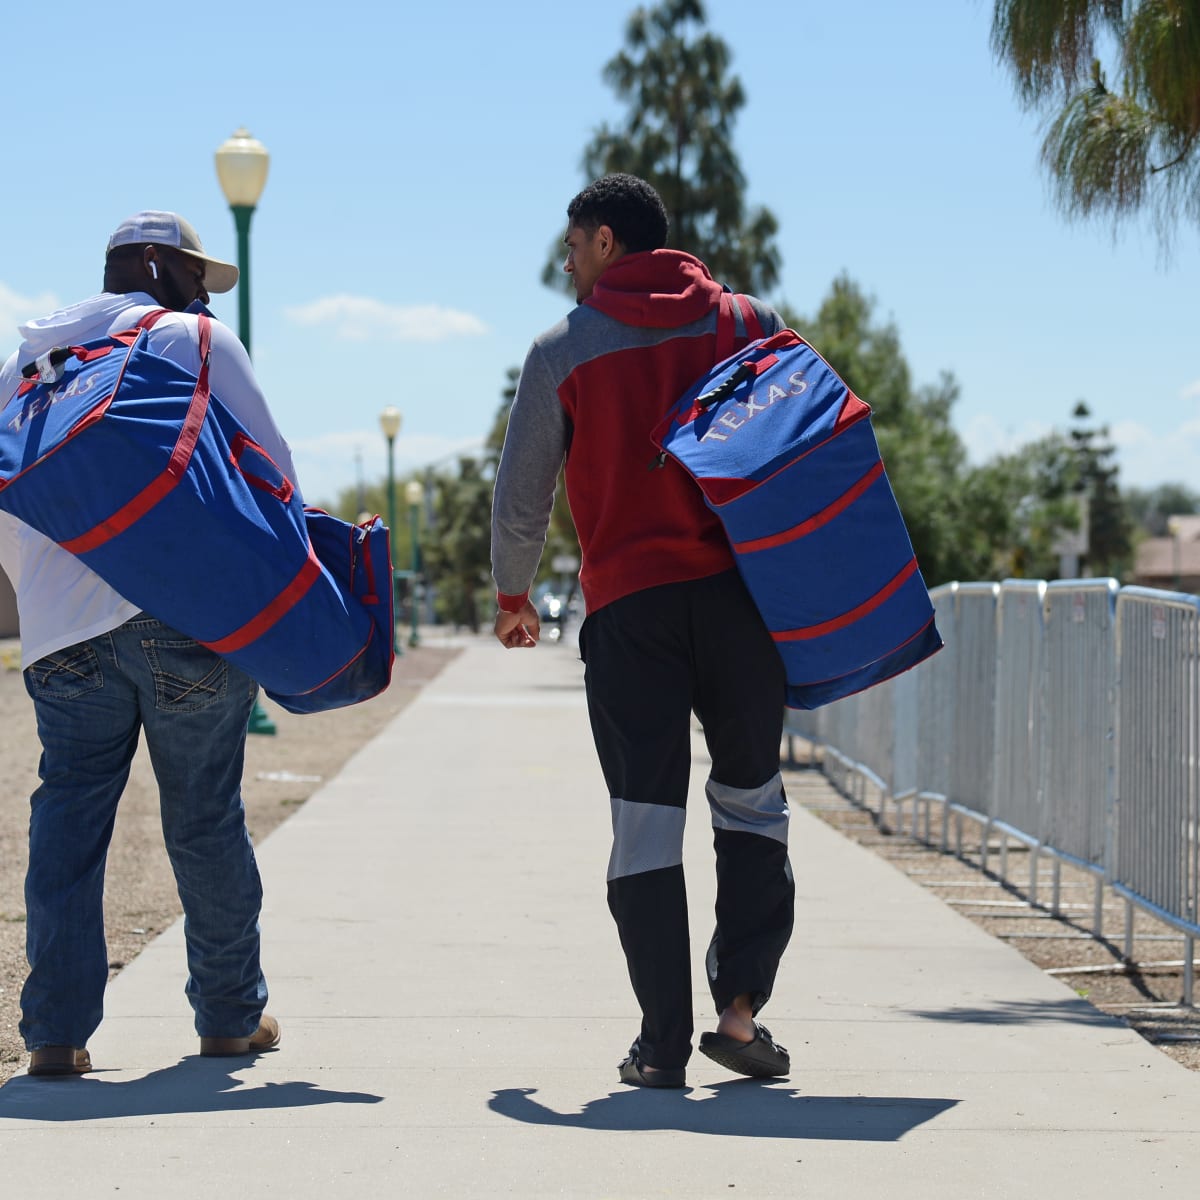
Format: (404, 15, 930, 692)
(0, 310, 393, 713)
(651, 294, 942, 709)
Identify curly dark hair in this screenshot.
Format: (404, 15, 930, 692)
(566, 174, 669, 253)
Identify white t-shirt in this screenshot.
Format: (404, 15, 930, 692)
(0, 292, 298, 668)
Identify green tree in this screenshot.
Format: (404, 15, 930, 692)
(962, 433, 1090, 579)
(545, 0, 780, 294)
(1067, 400, 1134, 576)
(1123, 480, 1200, 535)
(488, 368, 581, 583)
(991, 0, 1200, 239)
(793, 275, 980, 586)
(956, 405, 1135, 582)
(420, 456, 493, 632)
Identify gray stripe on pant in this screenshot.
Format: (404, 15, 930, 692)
(706, 772, 790, 844)
(607, 798, 687, 882)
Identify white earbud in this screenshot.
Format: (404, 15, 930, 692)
(149, 261, 159, 280)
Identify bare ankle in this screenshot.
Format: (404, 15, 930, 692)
(715, 994, 756, 1042)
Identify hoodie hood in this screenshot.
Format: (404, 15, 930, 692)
(584, 249, 724, 329)
(16, 292, 156, 356)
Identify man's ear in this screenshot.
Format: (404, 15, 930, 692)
(597, 224, 622, 262)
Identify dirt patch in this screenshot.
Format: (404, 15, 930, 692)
(0, 642, 458, 1085)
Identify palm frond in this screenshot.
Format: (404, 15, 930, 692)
(991, 0, 1125, 102)
(1042, 85, 1156, 218)
(1125, 0, 1200, 133)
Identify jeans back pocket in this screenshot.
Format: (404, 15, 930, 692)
(141, 637, 229, 712)
(25, 644, 104, 702)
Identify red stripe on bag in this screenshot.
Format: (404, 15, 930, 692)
(732, 462, 885, 554)
(359, 522, 379, 604)
(202, 546, 323, 654)
(834, 391, 871, 433)
(773, 558, 920, 642)
(59, 316, 213, 555)
(287, 628, 374, 697)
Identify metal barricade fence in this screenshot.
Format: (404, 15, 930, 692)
(916, 584, 958, 827)
(1113, 587, 1200, 1001)
(992, 581, 1047, 855)
(782, 705, 821, 768)
(950, 584, 1000, 836)
(815, 695, 857, 800)
(1041, 580, 1117, 926)
(780, 575, 1200, 1003)
(847, 677, 895, 805)
(891, 666, 920, 807)
(818, 686, 886, 811)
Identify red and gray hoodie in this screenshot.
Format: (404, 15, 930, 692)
(491, 249, 783, 617)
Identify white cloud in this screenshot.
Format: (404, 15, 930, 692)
(1108, 418, 1200, 488)
(0, 282, 60, 354)
(1182, 379, 1200, 400)
(959, 412, 1054, 465)
(284, 294, 488, 342)
(961, 410, 1200, 489)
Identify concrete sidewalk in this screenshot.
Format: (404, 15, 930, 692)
(1, 637, 1199, 1198)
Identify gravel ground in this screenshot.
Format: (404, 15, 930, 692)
(0, 640, 458, 1085)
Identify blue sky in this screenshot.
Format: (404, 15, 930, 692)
(2, 0, 1196, 507)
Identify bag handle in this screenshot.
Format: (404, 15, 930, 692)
(649, 294, 772, 470)
(230, 430, 295, 503)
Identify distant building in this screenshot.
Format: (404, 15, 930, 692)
(1133, 514, 1200, 594)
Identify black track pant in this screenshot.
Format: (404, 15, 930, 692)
(580, 570, 795, 1070)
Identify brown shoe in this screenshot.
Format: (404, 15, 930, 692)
(29, 1046, 92, 1077)
(199, 1014, 280, 1057)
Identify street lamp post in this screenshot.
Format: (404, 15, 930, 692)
(215, 126, 275, 736)
(214, 128, 270, 356)
(379, 407, 403, 654)
(405, 479, 423, 647)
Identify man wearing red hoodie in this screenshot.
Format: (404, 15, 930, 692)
(491, 174, 794, 1088)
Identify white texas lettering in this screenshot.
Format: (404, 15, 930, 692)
(741, 391, 769, 417)
(6, 371, 102, 433)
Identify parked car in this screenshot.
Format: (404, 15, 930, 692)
(533, 580, 579, 642)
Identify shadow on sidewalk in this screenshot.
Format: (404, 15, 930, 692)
(489, 1082, 956, 1140)
(905, 998, 1122, 1026)
(0, 1056, 382, 1122)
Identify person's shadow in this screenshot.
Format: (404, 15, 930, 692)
(0, 1054, 382, 1122)
(490, 1081, 956, 1141)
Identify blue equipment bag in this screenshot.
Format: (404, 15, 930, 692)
(0, 311, 393, 713)
(651, 298, 942, 708)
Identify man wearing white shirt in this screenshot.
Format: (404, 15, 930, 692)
(0, 212, 291, 1076)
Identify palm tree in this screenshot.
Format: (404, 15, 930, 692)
(991, 0, 1200, 241)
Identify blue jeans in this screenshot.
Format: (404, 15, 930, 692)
(20, 615, 268, 1050)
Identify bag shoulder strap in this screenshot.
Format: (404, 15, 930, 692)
(134, 307, 172, 331)
(715, 292, 765, 362)
(735, 294, 765, 341)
